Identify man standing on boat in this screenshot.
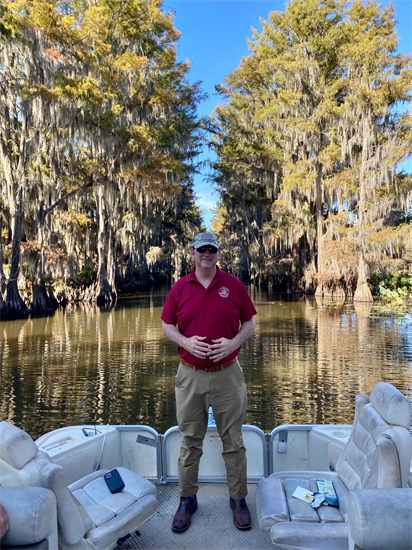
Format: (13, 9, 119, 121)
(161, 232, 257, 533)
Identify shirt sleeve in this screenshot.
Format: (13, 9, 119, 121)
(161, 286, 178, 325)
(239, 283, 257, 322)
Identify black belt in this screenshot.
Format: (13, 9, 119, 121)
(180, 358, 237, 372)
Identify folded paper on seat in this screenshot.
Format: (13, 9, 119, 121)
(292, 486, 314, 503)
(291, 486, 327, 509)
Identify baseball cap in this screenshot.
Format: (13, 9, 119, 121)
(192, 232, 220, 250)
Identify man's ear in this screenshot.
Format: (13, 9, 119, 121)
(191, 248, 196, 259)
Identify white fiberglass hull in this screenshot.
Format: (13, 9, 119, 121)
(35, 422, 355, 488)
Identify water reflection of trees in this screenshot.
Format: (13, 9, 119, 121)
(0, 293, 178, 439)
(1, 293, 411, 439)
(244, 297, 411, 431)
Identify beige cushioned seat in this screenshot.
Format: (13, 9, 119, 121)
(0, 422, 157, 550)
(256, 382, 412, 550)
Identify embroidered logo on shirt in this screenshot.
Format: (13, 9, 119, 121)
(219, 286, 230, 298)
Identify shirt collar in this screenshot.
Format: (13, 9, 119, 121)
(187, 265, 225, 283)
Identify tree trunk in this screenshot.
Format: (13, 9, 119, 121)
(314, 163, 324, 298)
(5, 190, 28, 319)
(354, 254, 373, 303)
(32, 207, 52, 315)
(0, 262, 5, 300)
(354, 145, 373, 304)
(32, 280, 50, 315)
(0, 291, 8, 320)
(0, 216, 5, 298)
(315, 281, 324, 297)
(47, 288, 59, 308)
(95, 184, 116, 306)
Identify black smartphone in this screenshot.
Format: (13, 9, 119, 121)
(315, 479, 339, 507)
(104, 469, 125, 493)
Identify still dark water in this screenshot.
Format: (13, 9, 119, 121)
(1, 288, 411, 440)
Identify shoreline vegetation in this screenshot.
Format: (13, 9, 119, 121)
(1, 0, 411, 320)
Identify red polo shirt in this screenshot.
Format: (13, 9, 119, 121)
(161, 266, 257, 367)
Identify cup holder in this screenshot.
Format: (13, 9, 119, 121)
(331, 430, 347, 438)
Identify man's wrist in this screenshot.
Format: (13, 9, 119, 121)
(172, 330, 189, 352)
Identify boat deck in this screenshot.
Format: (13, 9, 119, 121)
(117, 483, 273, 550)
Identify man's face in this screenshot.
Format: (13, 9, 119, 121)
(191, 245, 221, 270)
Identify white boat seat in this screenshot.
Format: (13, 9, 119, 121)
(0, 486, 58, 550)
(348, 488, 412, 550)
(256, 382, 412, 549)
(0, 422, 158, 550)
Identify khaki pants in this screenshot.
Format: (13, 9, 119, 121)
(175, 360, 248, 500)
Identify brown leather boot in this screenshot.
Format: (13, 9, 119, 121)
(171, 495, 198, 532)
(230, 497, 251, 530)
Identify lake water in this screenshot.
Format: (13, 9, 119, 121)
(1, 288, 411, 440)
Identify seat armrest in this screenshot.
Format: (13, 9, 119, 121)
(348, 489, 412, 550)
(270, 522, 349, 550)
(256, 476, 289, 532)
(0, 487, 58, 549)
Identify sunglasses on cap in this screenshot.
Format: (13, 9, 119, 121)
(195, 245, 218, 254)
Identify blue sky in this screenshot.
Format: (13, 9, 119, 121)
(162, 0, 412, 229)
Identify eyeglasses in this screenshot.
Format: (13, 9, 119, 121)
(195, 245, 218, 254)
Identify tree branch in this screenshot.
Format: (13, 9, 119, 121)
(44, 180, 94, 217)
